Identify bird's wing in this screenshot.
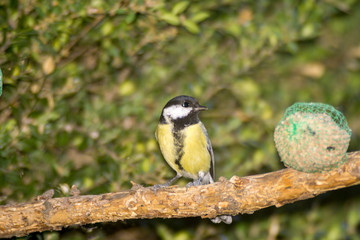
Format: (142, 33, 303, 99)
(200, 122, 215, 181)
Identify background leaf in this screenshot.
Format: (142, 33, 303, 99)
(182, 19, 200, 34)
(160, 12, 181, 25)
(172, 1, 190, 15)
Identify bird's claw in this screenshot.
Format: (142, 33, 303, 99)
(211, 215, 233, 224)
(185, 178, 201, 190)
(153, 183, 170, 195)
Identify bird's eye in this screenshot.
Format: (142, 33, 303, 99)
(182, 101, 189, 107)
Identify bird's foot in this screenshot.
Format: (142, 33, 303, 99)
(211, 215, 233, 224)
(153, 174, 181, 195)
(185, 178, 202, 190)
(153, 182, 170, 195)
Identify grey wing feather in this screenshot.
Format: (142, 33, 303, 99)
(200, 122, 215, 181)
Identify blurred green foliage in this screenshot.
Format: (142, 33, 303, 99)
(1, 0, 360, 239)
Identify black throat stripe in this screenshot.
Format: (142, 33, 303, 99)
(172, 113, 200, 131)
(173, 129, 184, 170)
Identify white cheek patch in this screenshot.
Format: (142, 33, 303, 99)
(164, 105, 192, 119)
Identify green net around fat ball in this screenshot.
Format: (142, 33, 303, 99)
(274, 102, 351, 173)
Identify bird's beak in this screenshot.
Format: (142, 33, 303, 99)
(195, 105, 208, 111)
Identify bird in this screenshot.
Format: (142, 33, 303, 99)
(154, 95, 232, 224)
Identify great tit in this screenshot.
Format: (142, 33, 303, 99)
(154, 95, 232, 224)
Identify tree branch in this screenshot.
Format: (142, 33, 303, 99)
(1, 151, 360, 238)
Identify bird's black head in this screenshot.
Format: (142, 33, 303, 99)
(159, 95, 208, 126)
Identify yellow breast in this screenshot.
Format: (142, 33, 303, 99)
(156, 123, 179, 172)
(156, 123, 211, 179)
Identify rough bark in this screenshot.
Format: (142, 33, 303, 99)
(1, 151, 360, 238)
